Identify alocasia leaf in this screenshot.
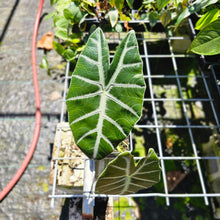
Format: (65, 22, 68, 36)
(66, 28, 145, 159)
(96, 149, 161, 195)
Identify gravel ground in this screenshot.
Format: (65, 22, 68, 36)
(0, 1, 66, 219)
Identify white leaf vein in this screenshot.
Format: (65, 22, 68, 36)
(66, 91, 102, 102)
(112, 83, 143, 88)
(104, 115, 126, 137)
(77, 128, 97, 144)
(122, 62, 142, 68)
(80, 54, 98, 65)
(97, 178, 125, 189)
(110, 164, 126, 171)
(70, 109, 100, 125)
(107, 93, 139, 118)
(72, 75, 101, 87)
(101, 135, 114, 150)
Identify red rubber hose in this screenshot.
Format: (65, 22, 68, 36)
(0, 0, 43, 202)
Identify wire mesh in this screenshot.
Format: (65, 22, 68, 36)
(50, 20, 220, 216)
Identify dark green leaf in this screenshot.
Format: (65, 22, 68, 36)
(64, 2, 85, 23)
(191, 19, 220, 55)
(66, 28, 146, 159)
(50, 0, 58, 5)
(195, 8, 219, 30)
(53, 41, 65, 56)
(96, 149, 161, 195)
(149, 11, 159, 28)
(115, 0, 124, 12)
(126, 0, 134, 9)
(157, 0, 170, 10)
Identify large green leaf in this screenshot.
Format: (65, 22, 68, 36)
(190, 19, 220, 55)
(66, 28, 145, 159)
(175, 0, 218, 28)
(96, 149, 161, 195)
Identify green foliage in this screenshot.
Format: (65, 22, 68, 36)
(108, 8, 118, 27)
(66, 28, 146, 159)
(175, 0, 219, 28)
(149, 11, 160, 27)
(157, 0, 170, 10)
(190, 18, 220, 55)
(96, 149, 161, 194)
(195, 8, 219, 30)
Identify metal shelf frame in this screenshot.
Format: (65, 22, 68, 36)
(50, 20, 220, 213)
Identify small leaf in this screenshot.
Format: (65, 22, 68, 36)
(40, 55, 49, 69)
(50, 0, 58, 5)
(160, 9, 171, 27)
(44, 11, 57, 21)
(115, 23, 123, 32)
(63, 8, 74, 20)
(55, 18, 69, 30)
(115, 0, 124, 12)
(63, 48, 76, 61)
(55, 30, 69, 41)
(53, 41, 65, 56)
(108, 8, 118, 28)
(157, 0, 170, 10)
(95, 149, 161, 195)
(64, 2, 85, 23)
(66, 28, 146, 159)
(195, 8, 219, 30)
(149, 11, 159, 28)
(175, 0, 218, 28)
(190, 19, 220, 55)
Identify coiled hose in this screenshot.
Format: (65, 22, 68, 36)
(0, 0, 43, 202)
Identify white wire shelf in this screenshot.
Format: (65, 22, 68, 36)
(50, 20, 220, 214)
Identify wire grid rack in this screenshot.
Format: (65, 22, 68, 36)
(50, 19, 220, 215)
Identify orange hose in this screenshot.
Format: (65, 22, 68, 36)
(0, 0, 43, 202)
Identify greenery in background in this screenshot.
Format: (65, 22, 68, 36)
(45, 0, 220, 64)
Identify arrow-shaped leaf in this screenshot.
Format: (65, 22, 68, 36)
(66, 28, 145, 159)
(95, 149, 161, 195)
